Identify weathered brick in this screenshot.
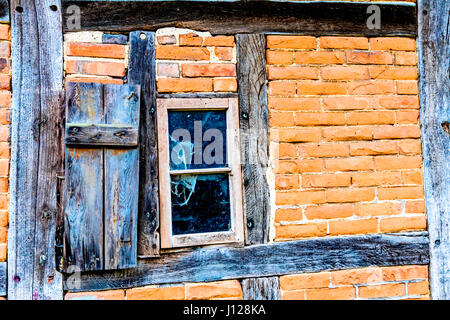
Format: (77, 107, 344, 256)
(157, 35, 177, 45)
(297, 81, 347, 95)
(348, 81, 395, 95)
(320, 37, 368, 49)
(186, 280, 242, 300)
(351, 171, 402, 187)
(294, 112, 346, 126)
(347, 50, 393, 65)
(304, 203, 354, 220)
(275, 175, 299, 190)
(380, 216, 427, 232)
(157, 78, 213, 92)
(374, 155, 422, 170)
(213, 78, 237, 92)
(399, 139, 422, 154)
(323, 96, 378, 111)
(179, 33, 203, 46)
(280, 272, 330, 290)
(269, 81, 296, 95)
(275, 159, 323, 173)
(276, 190, 326, 205)
(378, 186, 424, 200)
(396, 81, 418, 94)
(0, 74, 10, 90)
(126, 286, 185, 300)
(0, 210, 7, 227)
(325, 157, 374, 172)
(270, 112, 295, 127)
(331, 267, 382, 285)
(346, 111, 395, 125)
(0, 25, 9, 41)
(275, 208, 302, 222)
(354, 202, 402, 217)
(157, 62, 180, 77)
(395, 52, 417, 65)
(267, 36, 316, 49)
(350, 140, 398, 156)
(321, 66, 369, 80)
(326, 188, 375, 203)
(382, 265, 428, 282)
(0, 91, 10, 108)
(276, 222, 327, 239)
(402, 170, 423, 185)
(294, 51, 345, 64)
(299, 144, 349, 158)
(0, 42, 10, 57)
(0, 243, 6, 261)
(65, 290, 125, 300)
(156, 46, 210, 60)
(267, 66, 319, 80)
(281, 290, 306, 300)
(278, 128, 321, 142)
(269, 97, 321, 111)
(214, 47, 233, 61)
(267, 50, 294, 65)
(396, 110, 419, 124)
(65, 60, 125, 77)
(369, 66, 417, 80)
(305, 286, 356, 300)
(370, 38, 416, 51)
(373, 126, 421, 140)
(278, 143, 297, 158)
(66, 42, 126, 59)
(182, 63, 236, 77)
(378, 96, 419, 109)
(408, 281, 429, 296)
(358, 283, 405, 299)
(302, 173, 351, 188)
(405, 200, 425, 214)
(203, 36, 234, 47)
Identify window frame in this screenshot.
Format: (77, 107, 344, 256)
(157, 97, 244, 249)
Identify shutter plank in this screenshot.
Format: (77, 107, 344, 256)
(104, 84, 140, 269)
(64, 83, 104, 271)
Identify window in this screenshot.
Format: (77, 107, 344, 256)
(157, 98, 244, 248)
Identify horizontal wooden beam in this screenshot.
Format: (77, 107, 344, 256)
(66, 124, 139, 147)
(64, 232, 429, 292)
(0, 262, 5, 296)
(62, 1, 417, 36)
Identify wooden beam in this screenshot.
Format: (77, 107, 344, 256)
(242, 277, 281, 300)
(417, 0, 450, 300)
(65, 124, 139, 147)
(64, 232, 429, 292)
(8, 0, 64, 300)
(236, 34, 270, 245)
(61, 1, 417, 36)
(0, 262, 5, 296)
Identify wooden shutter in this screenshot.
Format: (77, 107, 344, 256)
(63, 82, 140, 271)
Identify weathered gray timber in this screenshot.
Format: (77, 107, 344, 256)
(242, 277, 281, 300)
(0, 262, 5, 296)
(236, 34, 270, 245)
(9, 0, 64, 300)
(62, 1, 417, 36)
(417, 0, 450, 300)
(64, 232, 429, 292)
(127, 31, 160, 257)
(66, 125, 138, 147)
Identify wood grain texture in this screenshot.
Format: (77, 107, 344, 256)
(8, 0, 64, 300)
(236, 34, 270, 245)
(417, 0, 450, 300)
(127, 31, 160, 257)
(0, 262, 5, 296)
(104, 84, 140, 270)
(64, 232, 429, 292)
(65, 83, 105, 272)
(66, 125, 138, 147)
(61, 1, 417, 36)
(242, 277, 281, 300)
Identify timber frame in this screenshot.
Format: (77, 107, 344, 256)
(4, 0, 448, 300)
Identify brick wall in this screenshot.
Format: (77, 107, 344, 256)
(0, 22, 10, 264)
(268, 36, 425, 241)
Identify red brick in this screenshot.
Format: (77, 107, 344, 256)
(269, 97, 321, 111)
(267, 36, 316, 49)
(66, 42, 126, 59)
(299, 144, 349, 158)
(0, 25, 9, 41)
(157, 78, 212, 93)
(267, 66, 319, 80)
(203, 36, 234, 47)
(276, 222, 327, 239)
(347, 50, 393, 65)
(267, 50, 294, 65)
(396, 110, 419, 124)
(276, 190, 326, 205)
(302, 173, 351, 188)
(297, 81, 347, 95)
(275, 208, 302, 222)
(323, 96, 378, 111)
(332, 267, 382, 285)
(378, 186, 424, 200)
(126, 286, 185, 300)
(374, 155, 422, 170)
(405, 200, 425, 214)
(157, 35, 176, 45)
(0, 243, 5, 261)
(408, 281, 429, 296)
(346, 111, 395, 125)
(395, 52, 417, 66)
(325, 157, 374, 172)
(0, 91, 10, 108)
(323, 126, 373, 141)
(304, 203, 354, 220)
(0, 74, 10, 90)
(294, 51, 345, 64)
(269, 81, 296, 95)
(348, 81, 395, 95)
(320, 37, 368, 49)
(305, 286, 355, 300)
(351, 171, 402, 187)
(326, 188, 375, 203)
(270, 112, 294, 127)
(398, 140, 422, 155)
(278, 128, 321, 142)
(354, 202, 402, 217)
(378, 96, 419, 109)
(359, 283, 405, 299)
(294, 112, 346, 126)
(276, 175, 299, 190)
(350, 140, 398, 156)
(370, 38, 416, 51)
(179, 33, 203, 46)
(369, 66, 417, 80)
(396, 81, 418, 94)
(373, 126, 421, 139)
(280, 272, 330, 290)
(182, 63, 236, 77)
(382, 265, 428, 282)
(213, 78, 237, 92)
(65, 60, 125, 77)
(278, 143, 297, 158)
(186, 280, 242, 300)
(0, 210, 7, 227)
(380, 216, 427, 232)
(321, 66, 369, 80)
(156, 46, 210, 60)
(402, 170, 423, 185)
(215, 47, 233, 61)
(65, 77, 123, 85)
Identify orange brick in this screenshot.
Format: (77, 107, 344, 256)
(276, 190, 325, 205)
(329, 218, 378, 236)
(348, 81, 395, 95)
(280, 272, 330, 290)
(297, 81, 347, 95)
(346, 111, 395, 125)
(325, 157, 374, 172)
(0, 25, 9, 40)
(370, 38, 416, 51)
(0, 159, 8, 176)
(350, 141, 398, 156)
(278, 143, 297, 158)
(347, 50, 393, 65)
(399, 139, 422, 154)
(402, 170, 423, 185)
(269, 97, 321, 111)
(352, 171, 402, 187)
(0, 143, 9, 158)
(332, 267, 382, 285)
(373, 126, 421, 140)
(0, 126, 9, 142)
(299, 144, 349, 158)
(269, 81, 296, 95)
(267, 66, 319, 80)
(323, 96, 378, 111)
(396, 81, 418, 94)
(408, 281, 429, 296)
(275, 159, 323, 173)
(0, 74, 10, 90)
(396, 110, 419, 124)
(0, 91, 10, 108)
(327, 188, 375, 203)
(0, 227, 6, 242)
(213, 78, 237, 92)
(274, 160, 300, 174)
(270, 112, 294, 127)
(302, 173, 351, 188)
(65, 60, 125, 77)
(66, 76, 123, 85)
(0, 58, 10, 74)
(382, 265, 428, 282)
(278, 128, 321, 142)
(281, 290, 306, 300)
(359, 283, 405, 299)
(304, 203, 353, 220)
(354, 202, 402, 217)
(374, 155, 422, 170)
(65, 290, 125, 300)
(321, 66, 369, 80)
(369, 66, 417, 80)
(66, 42, 126, 59)
(157, 35, 176, 45)
(179, 33, 203, 46)
(267, 36, 316, 49)
(203, 36, 234, 47)
(378, 186, 424, 200)
(295, 112, 346, 126)
(378, 96, 419, 109)
(405, 200, 425, 214)
(214, 47, 233, 61)
(0, 210, 7, 227)
(156, 46, 210, 60)
(395, 52, 417, 65)
(0, 109, 9, 125)
(305, 286, 355, 300)
(320, 37, 368, 49)
(126, 286, 185, 300)
(276, 222, 327, 239)
(0, 243, 5, 261)
(294, 51, 345, 64)
(0, 177, 8, 192)
(157, 78, 212, 93)
(267, 50, 294, 65)
(323, 126, 373, 141)
(380, 216, 426, 232)
(0, 42, 10, 57)
(276, 175, 299, 190)
(275, 208, 302, 222)
(186, 280, 242, 300)
(182, 63, 236, 77)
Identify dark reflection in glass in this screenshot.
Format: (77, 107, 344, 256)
(171, 173, 231, 235)
(168, 110, 227, 170)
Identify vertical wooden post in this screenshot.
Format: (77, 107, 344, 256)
(242, 277, 281, 300)
(8, 0, 64, 299)
(417, 0, 450, 299)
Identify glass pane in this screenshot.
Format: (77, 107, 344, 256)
(171, 173, 231, 235)
(168, 110, 227, 170)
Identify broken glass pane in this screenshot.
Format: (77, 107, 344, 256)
(171, 173, 231, 235)
(168, 110, 227, 170)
